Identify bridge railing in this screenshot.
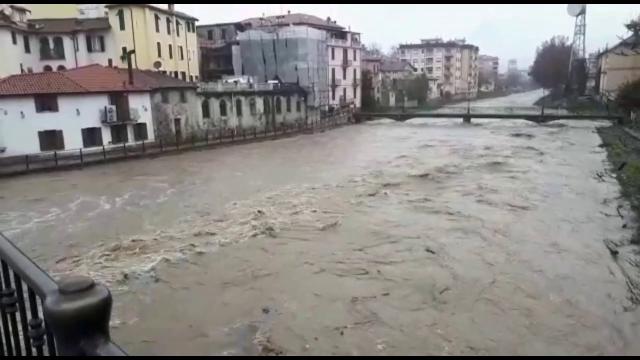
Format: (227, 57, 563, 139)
(419, 106, 572, 116)
(0, 232, 126, 356)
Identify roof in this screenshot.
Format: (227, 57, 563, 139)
(399, 42, 479, 51)
(105, 4, 198, 21)
(380, 60, 416, 73)
(0, 64, 196, 97)
(240, 13, 345, 31)
(599, 34, 639, 58)
(26, 17, 110, 33)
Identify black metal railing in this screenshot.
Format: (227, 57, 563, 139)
(0, 232, 126, 356)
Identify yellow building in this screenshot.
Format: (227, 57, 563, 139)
(105, 4, 200, 82)
(598, 35, 640, 100)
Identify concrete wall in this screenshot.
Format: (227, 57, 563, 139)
(150, 88, 202, 142)
(200, 92, 307, 131)
(0, 92, 154, 157)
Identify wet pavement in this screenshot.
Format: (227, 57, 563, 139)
(1, 90, 639, 355)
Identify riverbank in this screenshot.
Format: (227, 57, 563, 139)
(597, 125, 640, 304)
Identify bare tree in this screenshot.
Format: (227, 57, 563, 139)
(365, 43, 383, 57)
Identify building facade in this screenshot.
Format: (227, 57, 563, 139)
(197, 22, 243, 81)
(199, 78, 308, 131)
(0, 5, 115, 78)
(596, 35, 640, 100)
(362, 55, 382, 106)
(478, 54, 499, 92)
(0, 64, 198, 157)
(104, 4, 199, 82)
(399, 38, 479, 99)
(199, 12, 362, 109)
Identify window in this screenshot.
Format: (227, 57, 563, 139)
(81, 127, 103, 148)
(166, 17, 171, 35)
(34, 95, 58, 112)
(353, 68, 357, 83)
(332, 88, 335, 101)
(180, 90, 187, 103)
(180, 71, 186, 81)
(353, 86, 356, 98)
(249, 98, 257, 115)
(161, 91, 169, 103)
(52, 36, 65, 59)
(176, 20, 180, 37)
(331, 47, 335, 60)
(343, 48, 348, 63)
(43, 65, 53, 72)
(331, 68, 335, 82)
(117, 9, 125, 31)
(296, 99, 301, 112)
(263, 97, 270, 114)
(133, 123, 148, 141)
(342, 67, 346, 80)
(221, 28, 226, 39)
(202, 99, 210, 118)
(353, 49, 357, 61)
(157, 42, 162, 57)
(121, 46, 127, 62)
(275, 97, 282, 114)
(179, 46, 184, 60)
(11, 31, 17, 45)
(235, 98, 242, 117)
(57, 65, 66, 71)
(173, 71, 178, 78)
(342, 88, 347, 101)
(189, 75, 194, 82)
(207, 30, 213, 40)
(23, 35, 30, 53)
(110, 124, 128, 144)
(286, 96, 291, 112)
(168, 44, 173, 59)
(38, 130, 65, 151)
(219, 99, 227, 116)
(86, 35, 105, 52)
(195, 75, 199, 81)
(155, 14, 160, 33)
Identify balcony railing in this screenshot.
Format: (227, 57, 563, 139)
(342, 59, 353, 67)
(331, 78, 342, 87)
(0, 232, 126, 356)
(40, 50, 65, 61)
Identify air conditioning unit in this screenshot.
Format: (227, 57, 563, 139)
(102, 105, 117, 123)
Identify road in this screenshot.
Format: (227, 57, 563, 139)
(1, 90, 639, 355)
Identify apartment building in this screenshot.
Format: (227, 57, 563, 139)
(399, 38, 479, 99)
(199, 12, 362, 109)
(105, 4, 199, 82)
(197, 22, 243, 81)
(0, 5, 114, 78)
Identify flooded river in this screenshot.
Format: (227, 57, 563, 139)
(1, 90, 640, 355)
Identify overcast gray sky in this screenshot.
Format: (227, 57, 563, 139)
(175, 4, 640, 72)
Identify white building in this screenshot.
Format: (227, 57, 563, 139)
(0, 5, 116, 78)
(399, 38, 479, 99)
(0, 64, 198, 157)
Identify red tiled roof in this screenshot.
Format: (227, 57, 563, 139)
(0, 64, 196, 97)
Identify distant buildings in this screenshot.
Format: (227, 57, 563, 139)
(507, 58, 518, 73)
(596, 34, 640, 100)
(197, 12, 362, 109)
(398, 38, 479, 99)
(478, 55, 499, 92)
(0, 4, 200, 81)
(361, 54, 383, 106)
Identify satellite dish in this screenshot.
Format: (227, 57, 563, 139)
(567, 4, 585, 17)
(153, 60, 162, 70)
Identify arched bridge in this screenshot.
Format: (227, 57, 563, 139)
(354, 106, 623, 124)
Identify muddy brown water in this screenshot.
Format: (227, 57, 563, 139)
(1, 90, 640, 355)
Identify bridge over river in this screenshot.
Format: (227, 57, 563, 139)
(356, 104, 623, 124)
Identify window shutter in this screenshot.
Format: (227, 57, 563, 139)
(86, 35, 92, 52)
(99, 36, 105, 51)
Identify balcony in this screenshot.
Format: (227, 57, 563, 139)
(40, 50, 65, 61)
(331, 78, 342, 87)
(342, 59, 353, 68)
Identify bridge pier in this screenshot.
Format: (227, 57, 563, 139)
(462, 115, 471, 124)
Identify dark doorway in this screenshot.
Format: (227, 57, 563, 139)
(110, 124, 128, 144)
(81, 127, 103, 147)
(174, 118, 182, 142)
(38, 130, 64, 151)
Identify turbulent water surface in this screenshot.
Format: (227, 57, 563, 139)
(1, 90, 640, 355)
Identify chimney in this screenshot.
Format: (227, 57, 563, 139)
(326, 16, 331, 23)
(168, 4, 175, 12)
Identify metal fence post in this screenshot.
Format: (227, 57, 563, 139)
(141, 140, 145, 153)
(102, 145, 106, 160)
(54, 151, 58, 167)
(79, 149, 83, 165)
(25, 155, 29, 171)
(122, 142, 127, 156)
(43, 276, 125, 356)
